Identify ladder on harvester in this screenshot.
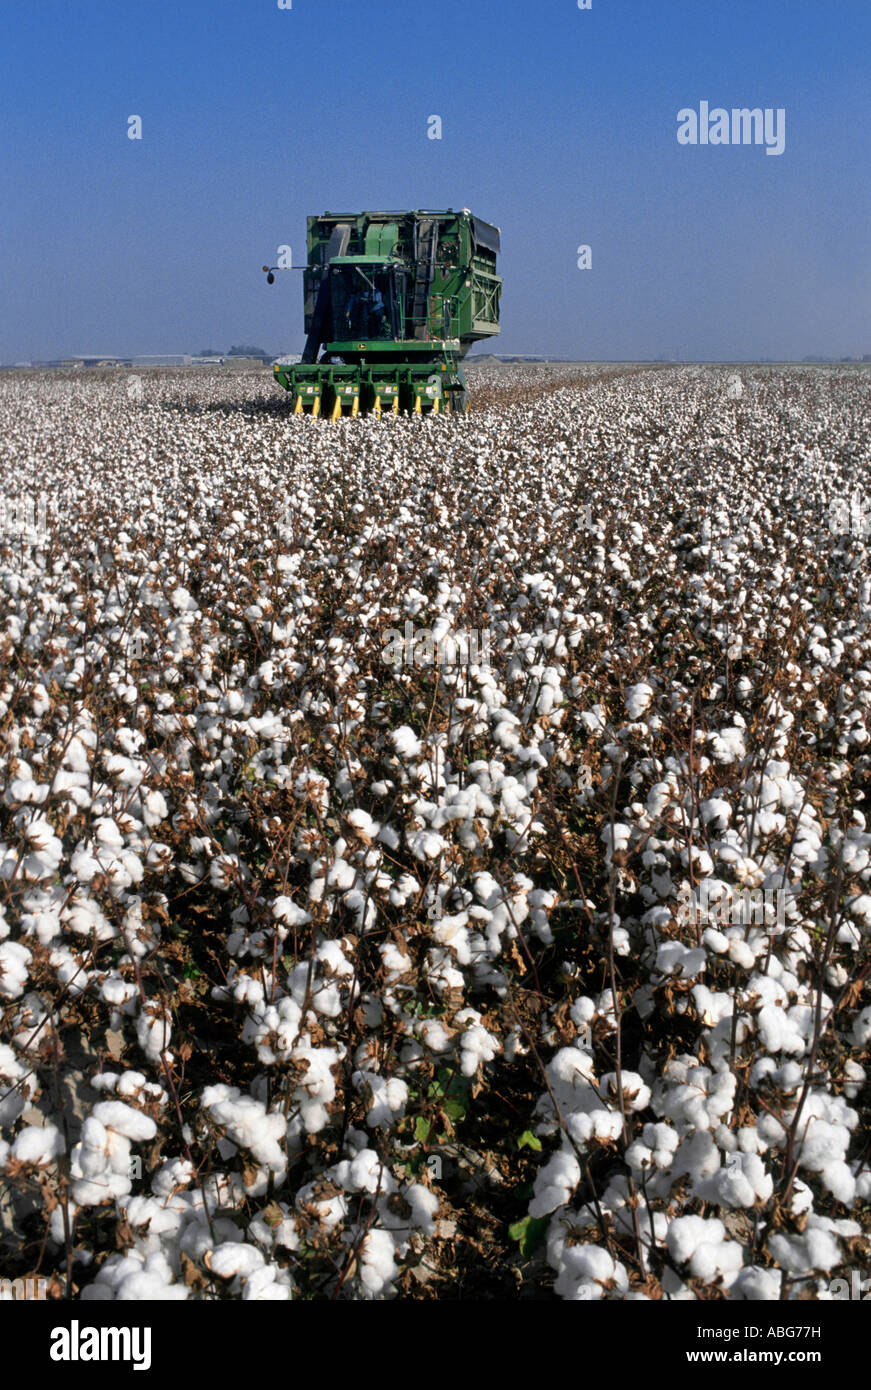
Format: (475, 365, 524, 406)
(410, 218, 439, 338)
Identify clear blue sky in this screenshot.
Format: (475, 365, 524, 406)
(1, 0, 869, 361)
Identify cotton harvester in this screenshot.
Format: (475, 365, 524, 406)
(264, 209, 501, 417)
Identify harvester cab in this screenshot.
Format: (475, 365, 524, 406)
(266, 209, 501, 417)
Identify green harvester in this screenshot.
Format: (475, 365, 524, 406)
(266, 209, 501, 417)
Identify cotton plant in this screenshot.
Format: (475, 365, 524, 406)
(1, 363, 870, 1298)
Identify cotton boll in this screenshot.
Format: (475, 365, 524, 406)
(240, 1263, 293, 1300)
(353, 1072, 409, 1128)
(625, 683, 653, 719)
(272, 895, 310, 927)
(92, 1101, 158, 1144)
(208, 1242, 265, 1280)
(11, 1124, 65, 1165)
(821, 1160, 856, 1204)
(390, 726, 422, 760)
(358, 1227, 397, 1297)
(0, 941, 31, 998)
(601, 1071, 651, 1112)
(730, 1266, 782, 1300)
(136, 1002, 172, 1062)
(458, 1021, 500, 1076)
(529, 1150, 581, 1217)
(417, 1018, 451, 1052)
(80, 1250, 188, 1301)
(767, 1228, 841, 1274)
(553, 1244, 628, 1301)
(0, 1044, 30, 1126)
(852, 1006, 871, 1047)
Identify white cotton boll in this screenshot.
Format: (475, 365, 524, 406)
(115, 1071, 149, 1097)
(821, 1161, 856, 1204)
(325, 857, 356, 890)
(7, 777, 47, 805)
(94, 817, 124, 852)
(700, 798, 731, 827)
(703, 927, 730, 954)
(625, 1140, 654, 1172)
(624, 683, 653, 719)
(0, 1045, 29, 1126)
(726, 937, 756, 970)
(343, 1147, 390, 1194)
(380, 941, 412, 980)
(101, 974, 137, 1008)
(0, 941, 31, 998)
(655, 941, 706, 979)
(756, 1004, 806, 1055)
(11, 1124, 65, 1165)
(343, 887, 378, 932)
(136, 1004, 172, 1062)
(80, 1250, 188, 1302)
(390, 725, 423, 760)
(601, 1071, 650, 1112)
(142, 789, 168, 827)
(354, 1071, 408, 1128)
(548, 1044, 596, 1090)
(417, 1018, 451, 1053)
(459, 1023, 499, 1076)
(289, 1045, 341, 1134)
(202, 1086, 287, 1173)
(241, 1264, 293, 1300)
(568, 1108, 623, 1146)
(77, 1116, 111, 1177)
(730, 1266, 782, 1300)
(852, 1006, 871, 1047)
(404, 1184, 439, 1234)
(842, 1060, 866, 1100)
(664, 1206, 715, 1266)
(409, 830, 446, 861)
(767, 1228, 841, 1274)
(696, 1153, 772, 1208)
(569, 996, 596, 1029)
(92, 1101, 157, 1143)
(272, 895, 310, 927)
(123, 1195, 184, 1237)
(529, 1150, 581, 1217)
(554, 1244, 626, 1301)
(151, 1157, 195, 1197)
(208, 1243, 265, 1280)
(358, 1228, 397, 1297)
(348, 808, 380, 840)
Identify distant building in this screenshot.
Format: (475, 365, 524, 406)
(130, 355, 188, 368)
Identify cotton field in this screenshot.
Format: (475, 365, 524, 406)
(1, 362, 870, 1301)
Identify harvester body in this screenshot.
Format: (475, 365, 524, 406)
(272, 209, 501, 416)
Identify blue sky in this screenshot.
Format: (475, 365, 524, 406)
(1, 0, 869, 361)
